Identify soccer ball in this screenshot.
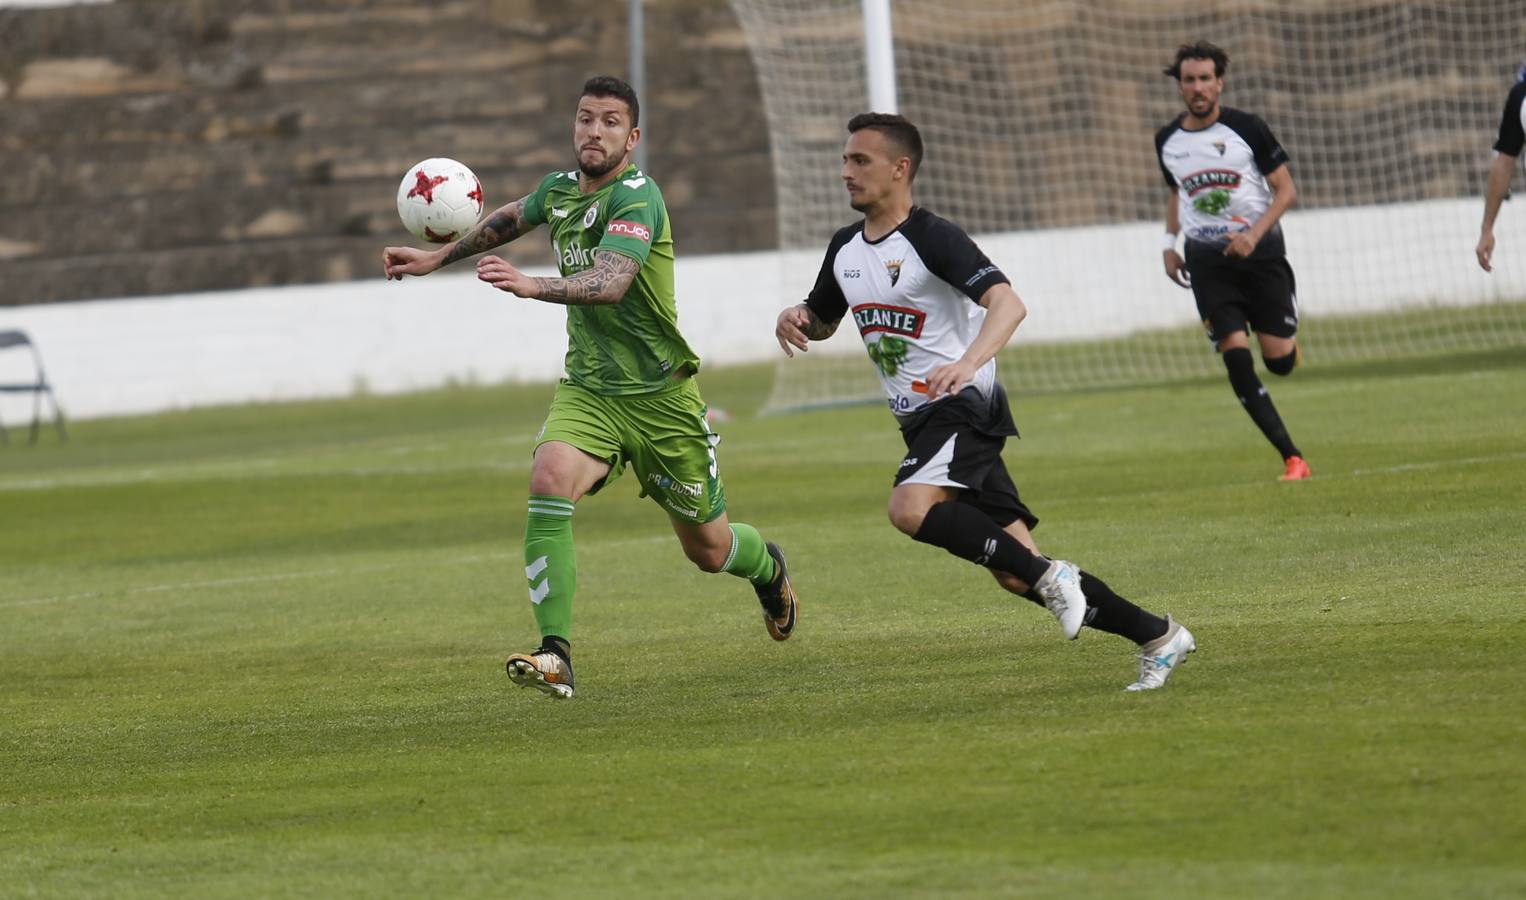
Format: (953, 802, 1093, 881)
(396, 158, 484, 243)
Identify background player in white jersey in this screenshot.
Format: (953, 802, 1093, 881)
(1476, 64, 1526, 272)
(775, 113, 1195, 691)
(382, 77, 798, 699)
(1157, 42, 1311, 482)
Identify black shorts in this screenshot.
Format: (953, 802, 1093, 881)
(1185, 239, 1300, 349)
(893, 385, 1038, 530)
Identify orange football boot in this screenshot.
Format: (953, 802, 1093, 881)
(1280, 455, 1312, 482)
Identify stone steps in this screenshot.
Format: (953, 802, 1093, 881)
(0, 0, 774, 304)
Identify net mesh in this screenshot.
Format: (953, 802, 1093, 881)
(730, 0, 1526, 411)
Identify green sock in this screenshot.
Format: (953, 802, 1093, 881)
(722, 522, 776, 584)
(525, 494, 576, 640)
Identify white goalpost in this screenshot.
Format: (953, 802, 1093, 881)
(730, 0, 1526, 413)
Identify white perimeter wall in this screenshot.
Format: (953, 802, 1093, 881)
(2, 197, 1521, 421)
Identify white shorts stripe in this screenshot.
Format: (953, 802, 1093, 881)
(899, 433, 967, 489)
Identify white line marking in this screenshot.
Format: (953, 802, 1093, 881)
(0, 460, 533, 492)
(1, 534, 675, 609)
(1037, 450, 1526, 510)
(1348, 450, 1526, 477)
(0, 431, 545, 493)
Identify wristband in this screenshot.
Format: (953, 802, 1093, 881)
(1161, 232, 1179, 251)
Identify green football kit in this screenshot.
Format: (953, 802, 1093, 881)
(514, 163, 775, 643)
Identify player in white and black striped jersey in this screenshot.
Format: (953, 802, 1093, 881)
(1156, 41, 1311, 483)
(775, 113, 1196, 691)
(1476, 64, 1526, 272)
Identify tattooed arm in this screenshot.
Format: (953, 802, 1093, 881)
(382, 194, 537, 280)
(476, 249, 640, 306)
(801, 305, 840, 340)
(440, 196, 535, 266)
(775, 302, 841, 357)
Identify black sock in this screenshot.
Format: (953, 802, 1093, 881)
(1077, 571, 1169, 645)
(1222, 347, 1301, 459)
(912, 501, 1050, 587)
(539, 636, 571, 664)
(1022, 571, 1169, 645)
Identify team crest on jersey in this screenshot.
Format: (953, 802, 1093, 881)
(1181, 169, 1241, 196)
(884, 259, 903, 286)
(583, 202, 599, 229)
(1212, 140, 1227, 156)
(852, 302, 925, 339)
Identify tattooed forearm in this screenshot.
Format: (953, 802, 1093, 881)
(442, 197, 532, 266)
(801, 304, 841, 340)
(532, 251, 641, 305)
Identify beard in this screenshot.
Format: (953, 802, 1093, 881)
(579, 148, 625, 178)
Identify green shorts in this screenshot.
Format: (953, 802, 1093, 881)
(535, 376, 727, 524)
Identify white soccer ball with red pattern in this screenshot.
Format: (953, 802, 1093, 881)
(396, 158, 484, 243)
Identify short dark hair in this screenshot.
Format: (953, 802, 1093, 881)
(581, 75, 640, 127)
(847, 112, 924, 181)
(1164, 41, 1230, 79)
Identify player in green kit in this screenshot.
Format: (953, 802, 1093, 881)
(381, 76, 797, 698)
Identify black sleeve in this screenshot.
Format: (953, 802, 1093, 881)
(1494, 81, 1526, 157)
(1223, 108, 1290, 176)
(902, 210, 1010, 303)
(1154, 120, 1182, 188)
(803, 224, 858, 323)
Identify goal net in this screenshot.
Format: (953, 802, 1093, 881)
(729, 0, 1526, 412)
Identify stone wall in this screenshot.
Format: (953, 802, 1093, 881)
(0, 0, 776, 304)
(9, 0, 1521, 307)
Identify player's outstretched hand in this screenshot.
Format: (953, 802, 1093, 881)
(1477, 230, 1495, 272)
(924, 360, 977, 401)
(776, 304, 813, 357)
(382, 245, 442, 280)
(1163, 249, 1191, 288)
(477, 256, 538, 298)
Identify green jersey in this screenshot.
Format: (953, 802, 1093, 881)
(523, 163, 700, 395)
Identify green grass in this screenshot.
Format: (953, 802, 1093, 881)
(2, 354, 1524, 898)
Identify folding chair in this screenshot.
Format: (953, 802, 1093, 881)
(0, 329, 67, 445)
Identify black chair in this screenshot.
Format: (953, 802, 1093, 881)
(0, 329, 67, 445)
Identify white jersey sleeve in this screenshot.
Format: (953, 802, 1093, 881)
(812, 207, 1010, 417)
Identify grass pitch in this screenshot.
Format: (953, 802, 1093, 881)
(2, 351, 1524, 898)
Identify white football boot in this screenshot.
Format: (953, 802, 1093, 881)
(1033, 559, 1087, 640)
(1125, 616, 1196, 692)
(506, 650, 575, 699)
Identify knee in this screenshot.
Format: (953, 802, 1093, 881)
(529, 458, 577, 497)
(886, 495, 928, 537)
(1264, 347, 1299, 376)
(529, 472, 567, 496)
(1215, 331, 1250, 354)
(683, 542, 728, 574)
